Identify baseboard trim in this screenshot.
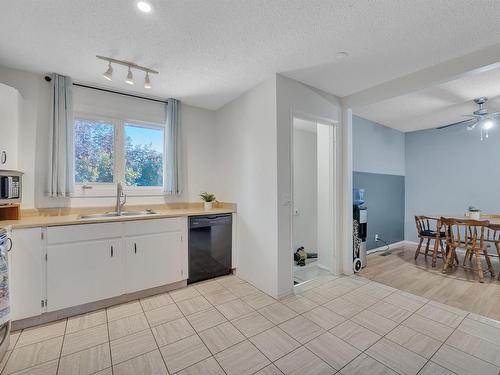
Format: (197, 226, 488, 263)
(367, 240, 414, 254)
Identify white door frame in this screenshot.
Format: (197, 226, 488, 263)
(290, 111, 339, 286)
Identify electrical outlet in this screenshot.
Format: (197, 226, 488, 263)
(375, 234, 380, 241)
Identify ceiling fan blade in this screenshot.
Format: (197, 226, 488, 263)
(436, 118, 477, 130)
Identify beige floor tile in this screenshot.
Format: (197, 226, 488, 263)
(355, 282, 396, 299)
(204, 289, 239, 305)
(433, 344, 500, 375)
(4, 336, 62, 374)
(16, 320, 66, 348)
(329, 320, 381, 351)
(107, 301, 143, 322)
(113, 349, 168, 375)
(215, 340, 270, 375)
(302, 306, 345, 330)
(176, 295, 212, 315)
(279, 315, 325, 344)
(108, 313, 149, 341)
(0, 349, 11, 372)
(323, 297, 365, 318)
(176, 356, 225, 375)
(231, 311, 274, 338)
(280, 295, 318, 314)
(351, 309, 398, 336)
(341, 290, 380, 309)
(199, 322, 245, 354)
(249, 327, 300, 361)
(161, 334, 211, 373)
(61, 324, 108, 356)
(110, 329, 157, 365)
(186, 307, 227, 332)
(402, 314, 453, 342)
(386, 325, 441, 359)
(368, 300, 413, 323)
(366, 338, 427, 375)
(66, 310, 107, 334)
(314, 284, 352, 301)
(145, 304, 183, 327)
(193, 279, 226, 295)
(152, 317, 195, 347)
(140, 293, 174, 312)
(446, 329, 500, 367)
(383, 292, 427, 313)
(299, 289, 331, 305)
(258, 303, 297, 325)
(457, 317, 500, 345)
(340, 353, 397, 375)
(417, 303, 464, 328)
(6, 359, 58, 375)
(418, 361, 455, 375)
(241, 292, 276, 309)
(216, 299, 254, 320)
(8, 331, 20, 351)
(274, 346, 334, 375)
(467, 312, 500, 329)
(215, 275, 245, 287)
(170, 286, 201, 302)
(254, 364, 284, 375)
(58, 342, 111, 375)
(92, 368, 112, 375)
(305, 331, 360, 370)
(225, 282, 259, 298)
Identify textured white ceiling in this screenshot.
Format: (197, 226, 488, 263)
(2, 1, 500, 109)
(355, 66, 500, 132)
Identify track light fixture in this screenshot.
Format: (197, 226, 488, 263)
(97, 55, 158, 89)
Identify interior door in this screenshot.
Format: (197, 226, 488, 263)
(47, 238, 124, 311)
(125, 232, 183, 293)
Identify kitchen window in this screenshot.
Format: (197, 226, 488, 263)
(73, 115, 165, 195)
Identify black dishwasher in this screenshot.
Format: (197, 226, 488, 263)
(188, 214, 232, 284)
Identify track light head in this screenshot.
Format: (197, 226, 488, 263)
(125, 67, 134, 85)
(103, 62, 113, 81)
(144, 72, 151, 89)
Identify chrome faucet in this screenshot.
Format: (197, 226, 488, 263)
(116, 181, 127, 215)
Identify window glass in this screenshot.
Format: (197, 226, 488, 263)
(74, 118, 114, 183)
(124, 124, 164, 187)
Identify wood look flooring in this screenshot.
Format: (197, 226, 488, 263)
(360, 244, 500, 321)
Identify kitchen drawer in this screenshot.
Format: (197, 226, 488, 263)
(47, 222, 123, 244)
(123, 217, 185, 236)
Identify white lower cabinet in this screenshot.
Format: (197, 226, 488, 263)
(46, 238, 124, 312)
(9, 228, 44, 320)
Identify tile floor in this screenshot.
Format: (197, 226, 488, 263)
(2, 273, 500, 375)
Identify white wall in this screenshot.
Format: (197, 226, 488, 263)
(276, 74, 342, 297)
(0, 65, 218, 208)
(214, 77, 279, 297)
(292, 127, 317, 253)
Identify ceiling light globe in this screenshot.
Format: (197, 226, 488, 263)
(144, 72, 151, 89)
(482, 119, 494, 130)
(103, 63, 113, 81)
(125, 68, 134, 85)
(137, 1, 152, 13)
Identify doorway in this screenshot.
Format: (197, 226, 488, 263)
(292, 117, 336, 285)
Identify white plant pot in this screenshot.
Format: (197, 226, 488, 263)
(469, 211, 480, 220)
(204, 202, 213, 210)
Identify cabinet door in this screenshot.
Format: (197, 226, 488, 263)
(47, 239, 124, 312)
(125, 232, 184, 293)
(0, 84, 20, 170)
(9, 228, 43, 321)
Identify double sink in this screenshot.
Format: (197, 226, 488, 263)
(78, 210, 158, 220)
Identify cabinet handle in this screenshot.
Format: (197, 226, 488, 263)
(134, 243, 137, 254)
(0, 151, 6, 165)
(6, 238, 12, 252)
(110, 245, 114, 257)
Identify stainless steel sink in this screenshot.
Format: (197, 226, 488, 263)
(78, 210, 158, 220)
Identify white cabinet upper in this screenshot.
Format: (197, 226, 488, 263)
(8, 228, 44, 321)
(0, 83, 21, 170)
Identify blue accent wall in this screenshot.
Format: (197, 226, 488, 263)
(353, 172, 405, 250)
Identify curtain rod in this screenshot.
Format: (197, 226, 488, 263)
(44, 75, 168, 104)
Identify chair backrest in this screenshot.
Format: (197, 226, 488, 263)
(415, 215, 438, 235)
(440, 217, 490, 249)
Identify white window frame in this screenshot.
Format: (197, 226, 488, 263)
(73, 112, 166, 197)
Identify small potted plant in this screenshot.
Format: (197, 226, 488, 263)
(200, 192, 216, 210)
(468, 206, 481, 220)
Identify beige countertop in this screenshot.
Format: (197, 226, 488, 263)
(0, 203, 236, 229)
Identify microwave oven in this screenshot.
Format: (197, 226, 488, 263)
(0, 171, 23, 204)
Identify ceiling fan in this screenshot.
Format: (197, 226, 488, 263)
(437, 97, 499, 139)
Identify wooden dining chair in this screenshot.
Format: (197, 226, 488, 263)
(414, 216, 446, 265)
(441, 217, 494, 282)
(483, 223, 500, 281)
